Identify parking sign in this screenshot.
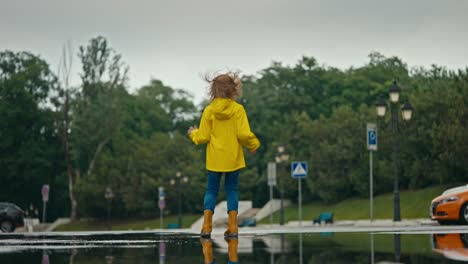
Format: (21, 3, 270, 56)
(367, 123, 377, 151)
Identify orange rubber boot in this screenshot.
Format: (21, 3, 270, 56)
(224, 211, 238, 237)
(225, 237, 239, 263)
(200, 238, 215, 264)
(200, 210, 213, 238)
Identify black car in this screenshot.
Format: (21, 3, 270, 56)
(0, 203, 24, 233)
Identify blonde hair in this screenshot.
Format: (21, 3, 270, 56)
(205, 72, 242, 100)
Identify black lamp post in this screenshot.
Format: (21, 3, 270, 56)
(104, 187, 114, 230)
(275, 145, 290, 226)
(171, 171, 189, 228)
(375, 81, 413, 222)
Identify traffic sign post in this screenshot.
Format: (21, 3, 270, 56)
(367, 123, 377, 222)
(367, 123, 378, 151)
(42, 253, 49, 264)
(41, 185, 50, 223)
(267, 162, 277, 225)
(267, 162, 277, 187)
(158, 199, 165, 210)
(158, 187, 165, 229)
(291, 162, 307, 227)
(159, 241, 166, 264)
(104, 187, 114, 230)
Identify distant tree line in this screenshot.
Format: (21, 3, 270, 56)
(0, 36, 466, 220)
(242, 53, 468, 205)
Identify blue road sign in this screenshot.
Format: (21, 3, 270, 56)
(367, 123, 377, 151)
(158, 187, 165, 198)
(291, 161, 308, 178)
(368, 130, 377, 144)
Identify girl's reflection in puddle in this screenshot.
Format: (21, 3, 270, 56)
(200, 237, 239, 264)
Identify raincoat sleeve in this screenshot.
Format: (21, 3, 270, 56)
(236, 106, 260, 151)
(190, 108, 211, 145)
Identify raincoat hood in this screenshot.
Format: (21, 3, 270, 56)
(210, 98, 236, 120)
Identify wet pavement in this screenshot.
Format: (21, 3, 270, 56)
(1, 227, 468, 263)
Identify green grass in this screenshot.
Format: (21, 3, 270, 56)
(55, 214, 200, 232)
(57, 185, 447, 231)
(260, 185, 447, 224)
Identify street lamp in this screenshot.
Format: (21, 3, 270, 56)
(401, 101, 414, 121)
(275, 145, 289, 226)
(375, 80, 413, 222)
(388, 81, 401, 103)
(104, 187, 114, 230)
(375, 98, 387, 117)
(171, 171, 189, 228)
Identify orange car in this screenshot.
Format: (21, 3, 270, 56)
(430, 185, 468, 224)
(432, 233, 468, 261)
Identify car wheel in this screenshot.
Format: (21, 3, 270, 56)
(0, 220, 15, 233)
(460, 233, 468, 247)
(459, 203, 468, 225)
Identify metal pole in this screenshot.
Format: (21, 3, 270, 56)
(299, 233, 303, 264)
(280, 176, 285, 226)
(107, 200, 111, 230)
(394, 234, 401, 263)
(160, 208, 163, 229)
(270, 237, 274, 264)
(178, 185, 182, 228)
(42, 201, 47, 223)
(298, 178, 302, 227)
(280, 234, 285, 264)
(269, 185, 273, 225)
(371, 233, 375, 264)
(370, 151, 373, 222)
(109, 201, 112, 230)
(392, 104, 401, 221)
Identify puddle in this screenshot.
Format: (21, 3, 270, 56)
(0, 232, 466, 263)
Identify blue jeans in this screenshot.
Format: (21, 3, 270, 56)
(204, 170, 239, 213)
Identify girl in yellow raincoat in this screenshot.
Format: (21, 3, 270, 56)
(188, 72, 260, 238)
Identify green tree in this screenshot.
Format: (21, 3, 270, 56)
(71, 36, 129, 218)
(0, 51, 66, 219)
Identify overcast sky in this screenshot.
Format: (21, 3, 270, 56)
(2, 0, 467, 103)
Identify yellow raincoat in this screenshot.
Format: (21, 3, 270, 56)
(190, 98, 260, 172)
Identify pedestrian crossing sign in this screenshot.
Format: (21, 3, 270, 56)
(291, 161, 308, 178)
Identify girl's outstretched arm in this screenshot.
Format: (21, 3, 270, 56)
(189, 109, 211, 145)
